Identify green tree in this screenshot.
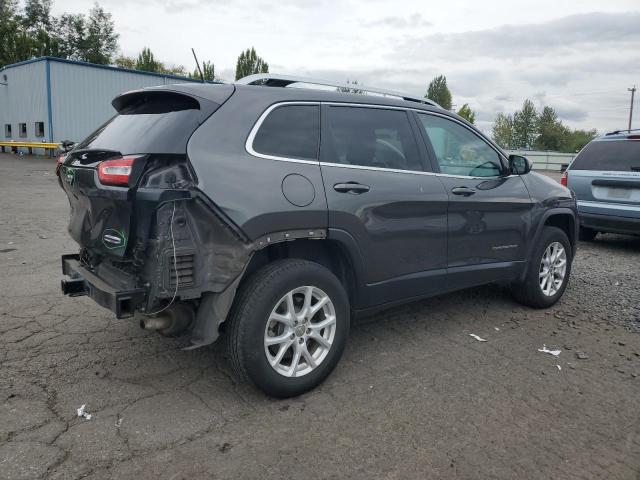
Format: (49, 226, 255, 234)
(22, 0, 57, 57)
(114, 54, 135, 69)
(564, 129, 598, 153)
(456, 104, 476, 124)
(492, 113, 516, 149)
(81, 3, 118, 64)
(426, 75, 452, 110)
(0, 0, 24, 67)
(235, 47, 268, 80)
(534, 106, 569, 151)
(513, 99, 538, 148)
(136, 47, 161, 72)
(55, 13, 86, 59)
(192, 60, 215, 81)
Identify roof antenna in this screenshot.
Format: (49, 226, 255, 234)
(191, 48, 204, 83)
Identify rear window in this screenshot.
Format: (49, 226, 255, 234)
(570, 140, 640, 172)
(75, 92, 216, 155)
(252, 105, 320, 160)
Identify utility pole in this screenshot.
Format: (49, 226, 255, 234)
(629, 85, 636, 132)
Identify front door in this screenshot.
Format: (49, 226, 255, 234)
(320, 104, 448, 306)
(414, 112, 534, 288)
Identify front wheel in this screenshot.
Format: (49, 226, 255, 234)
(225, 259, 350, 398)
(511, 226, 572, 308)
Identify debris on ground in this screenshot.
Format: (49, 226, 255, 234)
(576, 351, 589, 360)
(115, 417, 123, 428)
(557, 365, 562, 371)
(538, 345, 561, 357)
(494, 327, 500, 331)
(469, 334, 487, 342)
(77, 404, 92, 420)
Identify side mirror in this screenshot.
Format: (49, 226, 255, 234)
(508, 154, 532, 175)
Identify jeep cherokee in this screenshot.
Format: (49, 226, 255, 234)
(58, 74, 578, 397)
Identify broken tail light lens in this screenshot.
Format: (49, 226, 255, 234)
(560, 171, 568, 187)
(97, 156, 140, 186)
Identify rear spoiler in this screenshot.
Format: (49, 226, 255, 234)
(113, 84, 235, 114)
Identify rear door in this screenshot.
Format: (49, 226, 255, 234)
(319, 104, 448, 305)
(568, 138, 640, 218)
(414, 112, 533, 288)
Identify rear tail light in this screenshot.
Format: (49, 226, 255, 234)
(98, 156, 140, 186)
(560, 171, 568, 187)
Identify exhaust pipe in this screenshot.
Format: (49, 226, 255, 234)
(139, 304, 194, 337)
(140, 316, 172, 331)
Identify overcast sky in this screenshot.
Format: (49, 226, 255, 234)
(53, 0, 639, 134)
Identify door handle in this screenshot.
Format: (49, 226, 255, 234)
(333, 182, 370, 194)
(451, 186, 476, 197)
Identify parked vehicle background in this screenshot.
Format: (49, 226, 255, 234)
(562, 130, 640, 240)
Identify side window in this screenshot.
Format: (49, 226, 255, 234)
(35, 122, 45, 137)
(321, 106, 423, 172)
(417, 113, 503, 177)
(252, 104, 320, 160)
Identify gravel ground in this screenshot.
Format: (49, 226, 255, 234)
(1, 154, 639, 479)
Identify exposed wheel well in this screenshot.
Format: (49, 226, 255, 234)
(242, 239, 358, 304)
(544, 214, 576, 250)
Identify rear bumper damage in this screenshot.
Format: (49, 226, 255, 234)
(61, 254, 146, 318)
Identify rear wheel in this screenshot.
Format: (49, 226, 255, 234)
(511, 226, 572, 308)
(225, 259, 350, 398)
(579, 226, 597, 241)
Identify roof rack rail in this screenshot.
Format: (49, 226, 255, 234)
(235, 73, 441, 108)
(605, 128, 640, 135)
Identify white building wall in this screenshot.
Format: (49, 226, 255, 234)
(0, 61, 48, 143)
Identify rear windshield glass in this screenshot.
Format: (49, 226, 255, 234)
(571, 140, 640, 171)
(75, 93, 214, 155)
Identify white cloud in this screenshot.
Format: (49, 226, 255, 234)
(51, 0, 640, 133)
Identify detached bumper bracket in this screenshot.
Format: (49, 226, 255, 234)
(60, 254, 146, 318)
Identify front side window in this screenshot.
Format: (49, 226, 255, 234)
(321, 106, 422, 171)
(417, 114, 503, 177)
(252, 104, 320, 160)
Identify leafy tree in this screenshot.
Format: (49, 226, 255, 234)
(564, 129, 598, 153)
(114, 54, 135, 69)
(534, 106, 569, 151)
(55, 13, 86, 59)
(426, 75, 452, 110)
(456, 104, 476, 124)
(192, 60, 215, 81)
(22, 0, 57, 57)
(513, 99, 538, 148)
(0, 0, 23, 67)
(81, 3, 118, 64)
(337, 79, 364, 94)
(136, 47, 161, 72)
(235, 47, 268, 80)
(492, 113, 516, 149)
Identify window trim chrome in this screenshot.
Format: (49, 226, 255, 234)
(245, 101, 321, 165)
(245, 100, 511, 180)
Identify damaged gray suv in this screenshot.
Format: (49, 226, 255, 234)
(59, 74, 578, 397)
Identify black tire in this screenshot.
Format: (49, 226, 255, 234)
(225, 259, 350, 398)
(511, 226, 572, 309)
(578, 226, 597, 242)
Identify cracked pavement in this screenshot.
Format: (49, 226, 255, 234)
(0, 154, 639, 479)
